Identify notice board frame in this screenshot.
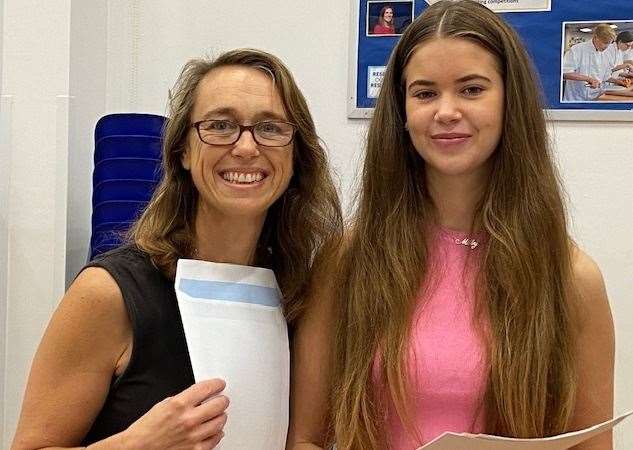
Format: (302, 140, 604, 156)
(348, 0, 633, 121)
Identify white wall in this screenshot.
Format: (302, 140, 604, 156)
(99, 0, 366, 209)
(0, 1, 71, 448)
(553, 121, 633, 450)
(0, 0, 7, 442)
(65, 0, 107, 287)
(2, 0, 633, 447)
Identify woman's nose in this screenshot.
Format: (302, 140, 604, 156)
(434, 95, 462, 123)
(231, 129, 260, 158)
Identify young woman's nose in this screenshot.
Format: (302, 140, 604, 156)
(434, 94, 462, 123)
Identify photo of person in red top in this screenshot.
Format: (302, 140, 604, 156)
(373, 5, 396, 35)
(368, 2, 413, 37)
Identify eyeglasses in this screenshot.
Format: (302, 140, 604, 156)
(192, 119, 297, 147)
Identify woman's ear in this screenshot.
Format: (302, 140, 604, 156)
(181, 147, 191, 170)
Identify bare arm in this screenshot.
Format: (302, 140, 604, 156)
(11, 267, 228, 450)
(11, 267, 134, 449)
(604, 77, 631, 87)
(286, 250, 340, 450)
(569, 249, 615, 450)
(563, 72, 601, 88)
(611, 62, 633, 73)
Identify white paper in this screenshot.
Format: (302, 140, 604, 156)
(417, 411, 632, 450)
(367, 66, 386, 99)
(175, 259, 289, 450)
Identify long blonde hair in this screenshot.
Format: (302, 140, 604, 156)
(332, 1, 576, 448)
(129, 49, 342, 322)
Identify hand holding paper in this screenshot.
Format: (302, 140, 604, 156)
(417, 411, 632, 450)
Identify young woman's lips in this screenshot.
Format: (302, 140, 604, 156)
(431, 133, 472, 148)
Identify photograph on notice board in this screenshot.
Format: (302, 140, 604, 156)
(366, 1, 413, 37)
(424, 0, 551, 13)
(560, 21, 633, 103)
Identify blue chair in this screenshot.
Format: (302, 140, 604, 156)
(93, 158, 162, 184)
(89, 220, 137, 260)
(92, 221, 136, 235)
(92, 179, 158, 206)
(94, 113, 166, 143)
(92, 200, 148, 228)
(95, 135, 162, 162)
(90, 114, 168, 259)
(90, 230, 125, 250)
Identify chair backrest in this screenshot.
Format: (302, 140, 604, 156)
(93, 158, 162, 184)
(92, 179, 157, 206)
(89, 113, 168, 259)
(94, 113, 166, 142)
(95, 135, 163, 162)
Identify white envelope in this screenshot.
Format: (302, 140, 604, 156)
(175, 258, 289, 450)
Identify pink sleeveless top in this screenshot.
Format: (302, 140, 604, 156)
(373, 227, 488, 449)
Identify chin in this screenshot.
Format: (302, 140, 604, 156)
(225, 204, 267, 217)
(427, 161, 484, 178)
(230, 198, 274, 216)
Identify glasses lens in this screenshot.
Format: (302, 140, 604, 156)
(254, 121, 295, 146)
(198, 120, 238, 144)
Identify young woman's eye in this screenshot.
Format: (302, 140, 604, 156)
(463, 86, 484, 96)
(413, 90, 436, 100)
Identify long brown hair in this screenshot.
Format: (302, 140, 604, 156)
(378, 5, 395, 29)
(129, 49, 342, 323)
(332, 1, 576, 448)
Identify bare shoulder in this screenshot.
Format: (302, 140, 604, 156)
(571, 247, 605, 293)
(62, 266, 129, 330)
(569, 246, 611, 329)
(69, 265, 123, 302)
(48, 265, 132, 369)
(10, 267, 132, 448)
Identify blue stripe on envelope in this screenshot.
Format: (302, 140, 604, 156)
(178, 278, 281, 307)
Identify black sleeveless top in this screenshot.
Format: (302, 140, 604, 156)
(81, 245, 195, 444)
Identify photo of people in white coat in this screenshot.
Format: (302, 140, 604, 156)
(562, 21, 633, 102)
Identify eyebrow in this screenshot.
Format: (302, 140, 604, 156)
(407, 74, 493, 91)
(199, 107, 287, 122)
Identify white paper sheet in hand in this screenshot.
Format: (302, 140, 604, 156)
(417, 410, 632, 450)
(175, 259, 289, 450)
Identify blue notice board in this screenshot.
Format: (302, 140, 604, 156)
(349, 1, 633, 120)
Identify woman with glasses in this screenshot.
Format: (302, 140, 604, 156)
(11, 49, 342, 449)
(289, 2, 614, 449)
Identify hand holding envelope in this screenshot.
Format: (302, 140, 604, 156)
(175, 259, 290, 450)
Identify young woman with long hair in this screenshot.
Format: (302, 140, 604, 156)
(288, 1, 614, 449)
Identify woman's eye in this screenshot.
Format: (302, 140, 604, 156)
(209, 121, 231, 130)
(413, 90, 436, 100)
(202, 120, 235, 132)
(463, 86, 484, 96)
(259, 122, 282, 133)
